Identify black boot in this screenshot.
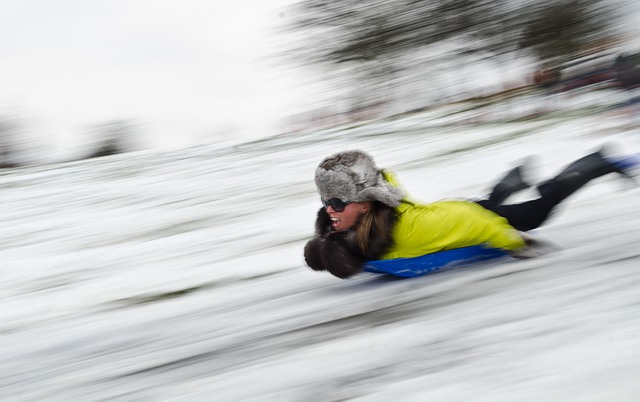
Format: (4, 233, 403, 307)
(537, 150, 634, 204)
(488, 158, 533, 204)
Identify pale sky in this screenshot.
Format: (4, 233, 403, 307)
(0, 0, 303, 156)
(1, 1, 638, 159)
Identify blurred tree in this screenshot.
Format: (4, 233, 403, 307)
(85, 120, 139, 159)
(287, 0, 620, 108)
(0, 116, 21, 169)
(519, 0, 618, 66)
(286, 0, 526, 114)
(290, 0, 516, 64)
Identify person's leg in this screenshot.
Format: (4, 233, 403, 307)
(536, 149, 634, 205)
(476, 198, 554, 232)
(478, 148, 635, 231)
(487, 165, 530, 204)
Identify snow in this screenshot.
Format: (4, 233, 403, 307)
(2, 90, 640, 401)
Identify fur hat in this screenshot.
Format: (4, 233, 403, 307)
(315, 150, 404, 207)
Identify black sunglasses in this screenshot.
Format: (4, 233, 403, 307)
(321, 198, 350, 212)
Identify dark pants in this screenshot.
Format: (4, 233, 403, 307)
(477, 150, 628, 231)
(476, 198, 557, 232)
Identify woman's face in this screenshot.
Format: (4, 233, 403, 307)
(326, 201, 370, 232)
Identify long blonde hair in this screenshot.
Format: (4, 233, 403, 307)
(355, 202, 395, 258)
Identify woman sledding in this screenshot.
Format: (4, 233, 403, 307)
(304, 147, 635, 279)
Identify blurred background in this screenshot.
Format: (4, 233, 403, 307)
(3, 1, 640, 400)
(1, 0, 640, 168)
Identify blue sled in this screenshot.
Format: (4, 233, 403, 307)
(364, 245, 509, 278)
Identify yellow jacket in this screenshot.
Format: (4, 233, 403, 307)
(380, 171, 525, 260)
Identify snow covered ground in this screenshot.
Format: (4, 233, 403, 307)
(2, 90, 640, 401)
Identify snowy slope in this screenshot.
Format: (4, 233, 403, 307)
(2, 91, 640, 401)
